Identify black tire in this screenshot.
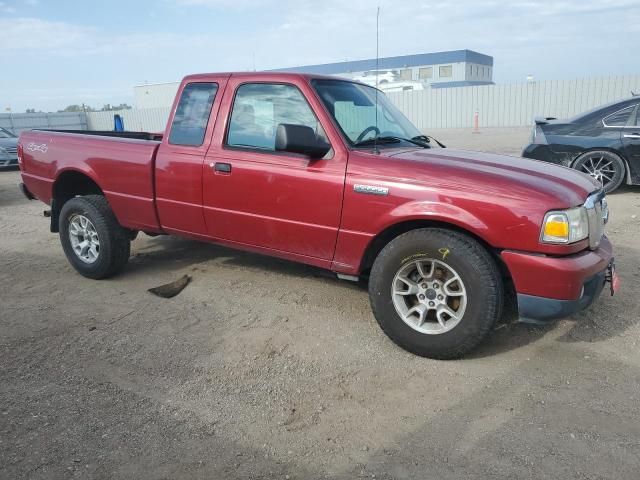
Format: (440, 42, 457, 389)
(573, 150, 626, 194)
(368, 228, 503, 360)
(59, 195, 130, 279)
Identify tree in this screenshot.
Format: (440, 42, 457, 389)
(59, 104, 94, 113)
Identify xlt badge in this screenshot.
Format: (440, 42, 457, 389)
(354, 184, 389, 196)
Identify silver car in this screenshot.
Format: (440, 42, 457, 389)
(0, 127, 19, 167)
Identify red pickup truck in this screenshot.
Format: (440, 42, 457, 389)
(18, 72, 616, 359)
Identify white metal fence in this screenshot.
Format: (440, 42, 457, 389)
(4, 75, 639, 135)
(387, 75, 640, 129)
(86, 107, 171, 132)
(87, 75, 640, 133)
(0, 112, 87, 134)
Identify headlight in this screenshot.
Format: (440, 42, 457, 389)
(541, 207, 589, 243)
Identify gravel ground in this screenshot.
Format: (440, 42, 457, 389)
(1, 129, 640, 479)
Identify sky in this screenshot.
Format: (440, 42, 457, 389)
(0, 0, 638, 112)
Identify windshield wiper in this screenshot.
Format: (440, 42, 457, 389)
(412, 135, 446, 148)
(353, 136, 402, 147)
(353, 135, 446, 149)
(354, 136, 430, 148)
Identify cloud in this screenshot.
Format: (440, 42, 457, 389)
(0, 17, 217, 58)
(2, 0, 639, 111)
(0, 18, 96, 53)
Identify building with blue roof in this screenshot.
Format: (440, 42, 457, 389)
(134, 49, 495, 108)
(270, 49, 494, 88)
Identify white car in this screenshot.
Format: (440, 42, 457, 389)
(352, 69, 399, 86)
(379, 81, 425, 93)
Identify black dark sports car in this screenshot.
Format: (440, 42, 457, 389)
(522, 96, 640, 193)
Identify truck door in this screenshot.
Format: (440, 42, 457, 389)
(155, 77, 227, 235)
(202, 76, 348, 262)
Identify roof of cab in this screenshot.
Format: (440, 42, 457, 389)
(181, 72, 354, 83)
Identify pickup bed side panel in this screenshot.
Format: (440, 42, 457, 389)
(20, 131, 162, 232)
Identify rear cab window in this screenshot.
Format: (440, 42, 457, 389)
(169, 82, 218, 146)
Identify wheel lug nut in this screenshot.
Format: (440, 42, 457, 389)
(421, 283, 427, 288)
(418, 294, 425, 300)
(437, 295, 443, 300)
(433, 283, 439, 289)
(429, 301, 435, 307)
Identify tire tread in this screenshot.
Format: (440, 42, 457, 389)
(369, 228, 503, 359)
(59, 195, 130, 279)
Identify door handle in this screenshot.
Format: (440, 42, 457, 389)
(210, 162, 231, 173)
(623, 133, 640, 139)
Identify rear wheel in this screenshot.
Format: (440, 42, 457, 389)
(59, 195, 130, 279)
(368, 228, 503, 359)
(573, 150, 625, 193)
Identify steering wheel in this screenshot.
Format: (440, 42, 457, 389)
(355, 126, 380, 143)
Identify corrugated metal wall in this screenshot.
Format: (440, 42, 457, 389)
(4, 75, 639, 135)
(387, 75, 640, 129)
(134, 83, 180, 109)
(86, 107, 171, 132)
(0, 112, 87, 134)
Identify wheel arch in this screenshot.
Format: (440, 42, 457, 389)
(570, 147, 632, 185)
(50, 169, 105, 232)
(358, 218, 509, 279)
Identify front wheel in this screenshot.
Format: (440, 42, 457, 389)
(368, 228, 503, 359)
(59, 195, 131, 279)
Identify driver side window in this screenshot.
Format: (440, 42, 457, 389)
(226, 83, 328, 151)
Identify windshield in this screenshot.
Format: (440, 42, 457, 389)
(312, 79, 421, 146)
(0, 127, 16, 138)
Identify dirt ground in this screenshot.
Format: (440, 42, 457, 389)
(2, 128, 640, 479)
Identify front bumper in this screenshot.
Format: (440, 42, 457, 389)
(501, 236, 613, 323)
(516, 269, 607, 323)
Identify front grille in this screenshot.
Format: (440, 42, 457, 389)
(585, 190, 606, 250)
(4, 146, 17, 158)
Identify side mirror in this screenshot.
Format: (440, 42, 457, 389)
(275, 124, 331, 159)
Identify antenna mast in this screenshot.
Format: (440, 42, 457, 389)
(374, 6, 380, 154)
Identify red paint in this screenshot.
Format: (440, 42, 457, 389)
(501, 236, 612, 300)
(19, 72, 613, 303)
(612, 268, 621, 294)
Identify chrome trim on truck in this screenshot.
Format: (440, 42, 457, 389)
(353, 184, 389, 196)
(584, 189, 607, 250)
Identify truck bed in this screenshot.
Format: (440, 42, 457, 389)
(35, 129, 164, 142)
(20, 129, 163, 232)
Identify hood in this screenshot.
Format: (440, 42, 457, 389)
(383, 147, 599, 207)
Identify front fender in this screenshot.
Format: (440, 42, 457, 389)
(332, 199, 497, 275)
(380, 200, 492, 244)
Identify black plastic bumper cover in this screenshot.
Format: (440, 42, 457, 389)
(517, 269, 607, 324)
